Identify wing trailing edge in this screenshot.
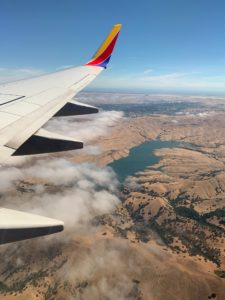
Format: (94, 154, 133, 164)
(13, 128, 83, 156)
(54, 100, 98, 117)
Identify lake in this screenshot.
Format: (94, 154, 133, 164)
(109, 140, 180, 183)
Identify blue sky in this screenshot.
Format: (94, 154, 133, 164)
(1, 0, 225, 95)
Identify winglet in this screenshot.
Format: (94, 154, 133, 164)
(85, 24, 122, 68)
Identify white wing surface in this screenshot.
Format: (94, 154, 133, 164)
(0, 24, 122, 244)
(0, 66, 102, 161)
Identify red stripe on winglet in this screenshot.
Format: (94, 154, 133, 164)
(85, 32, 119, 66)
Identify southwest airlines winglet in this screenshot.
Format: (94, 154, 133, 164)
(85, 24, 122, 68)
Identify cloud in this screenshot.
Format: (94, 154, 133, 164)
(0, 107, 124, 230)
(2, 107, 124, 166)
(0, 166, 23, 192)
(28, 160, 119, 230)
(58, 239, 143, 300)
(142, 69, 154, 75)
(44, 110, 124, 143)
(89, 70, 225, 94)
(75, 92, 225, 107)
(0, 95, 135, 298)
(0, 156, 139, 299)
(197, 112, 209, 117)
(0, 67, 44, 83)
(0, 158, 120, 230)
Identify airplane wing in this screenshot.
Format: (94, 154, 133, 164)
(0, 24, 122, 162)
(0, 24, 122, 244)
(0, 208, 64, 244)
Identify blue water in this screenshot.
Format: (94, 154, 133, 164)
(109, 140, 180, 183)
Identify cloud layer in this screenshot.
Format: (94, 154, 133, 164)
(0, 107, 124, 230)
(89, 70, 225, 94)
(44, 110, 124, 143)
(0, 158, 120, 230)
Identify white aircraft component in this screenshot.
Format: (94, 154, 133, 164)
(0, 67, 101, 157)
(0, 208, 64, 244)
(0, 24, 122, 244)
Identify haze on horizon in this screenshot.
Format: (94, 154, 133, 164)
(1, 0, 225, 96)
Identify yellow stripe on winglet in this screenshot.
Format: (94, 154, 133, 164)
(93, 24, 122, 59)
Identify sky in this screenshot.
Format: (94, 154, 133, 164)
(1, 0, 225, 95)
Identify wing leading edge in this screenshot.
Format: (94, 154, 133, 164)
(0, 24, 122, 244)
(0, 24, 122, 162)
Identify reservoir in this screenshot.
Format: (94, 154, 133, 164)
(109, 140, 180, 183)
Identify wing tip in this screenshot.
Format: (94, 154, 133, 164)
(0, 208, 64, 244)
(85, 23, 122, 68)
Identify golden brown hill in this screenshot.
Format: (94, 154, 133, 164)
(0, 103, 225, 299)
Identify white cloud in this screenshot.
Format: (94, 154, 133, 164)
(58, 239, 143, 300)
(142, 69, 154, 74)
(76, 92, 225, 106)
(0, 158, 120, 230)
(0, 166, 23, 192)
(197, 112, 209, 117)
(89, 70, 225, 94)
(0, 106, 124, 230)
(44, 110, 124, 143)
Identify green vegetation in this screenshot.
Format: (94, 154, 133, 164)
(115, 227, 128, 239)
(203, 208, 225, 219)
(174, 206, 201, 221)
(174, 206, 225, 233)
(132, 223, 151, 243)
(44, 283, 58, 300)
(214, 269, 225, 278)
(124, 188, 223, 266)
(127, 282, 143, 300)
(0, 270, 48, 294)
